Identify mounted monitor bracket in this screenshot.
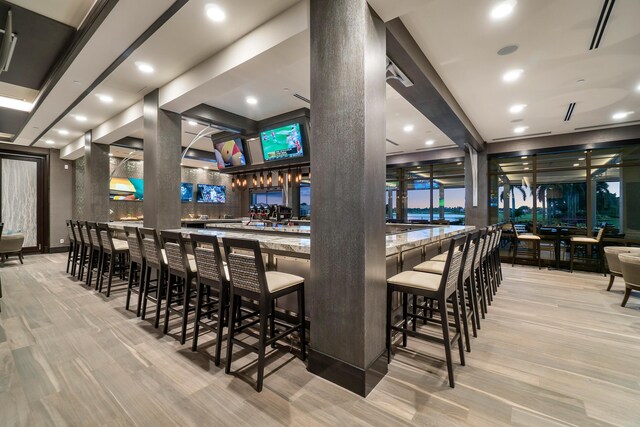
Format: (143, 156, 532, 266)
(0, 10, 18, 74)
(386, 57, 413, 87)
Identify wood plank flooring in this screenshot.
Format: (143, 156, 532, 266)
(1, 254, 639, 426)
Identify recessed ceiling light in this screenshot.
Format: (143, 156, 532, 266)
(457, 162, 462, 166)
(135, 61, 154, 74)
(403, 124, 414, 133)
(187, 120, 197, 126)
(425, 139, 435, 146)
(503, 69, 523, 83)
(246, 96, 258, 105)
(509, 104, 527, 114)
(573, 163, 579, 167)
(491, 0, 517, 20)
(58, 129, 69, 135)
(578, 157, 585, 161)
(522, 162, 528, 165)
(74, 115, 87, 122)
(524, 167, 529, 170)
(612, 111, 633, 120)
(45, 139, 55, 145)
(205, 4, 226, 22)
(513, 126, 528, 134)
(96, 94, 113, 103)
(636, 83, 640, 91)
(521, 156, 528, 159)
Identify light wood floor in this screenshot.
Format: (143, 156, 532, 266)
(1, 254, 639, 426)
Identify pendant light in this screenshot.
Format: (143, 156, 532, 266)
(259, 172, 264, 188)
(252, 174, 257, 187)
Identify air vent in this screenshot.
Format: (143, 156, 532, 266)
(386, 138, 399, 146)
(293, 93, 310, 104)
(564, 102, 576, 121)
(492, 131, 552, 141)
(590, 0, 615, 50)
(575, 119, 640, 131)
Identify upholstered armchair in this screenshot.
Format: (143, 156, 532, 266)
(604, 246, 640, 291)
(0, 233, 25, 264)
(619, 253, 640, 307)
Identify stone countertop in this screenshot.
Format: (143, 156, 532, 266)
(165, 225, 473, 257)
(206, 222, 311, 234)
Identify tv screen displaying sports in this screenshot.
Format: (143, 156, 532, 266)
(213, 139, 246, 169)
(180, 182, 193, 202)
(110, 177, 144, 201)
(260, 122, 304, 161)
(197, 184, 226, 204)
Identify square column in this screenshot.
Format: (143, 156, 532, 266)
(464, 149, 488, 228)
(82, 131, 110, 221)
(308, 0, 387, 396)
(143, 89, 182, 230)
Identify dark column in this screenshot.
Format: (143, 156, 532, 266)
(464, 149, 489, 228)
(83, 131, 110, 221)
(143, 89, 182, 230)
(308, 0, 387, 397)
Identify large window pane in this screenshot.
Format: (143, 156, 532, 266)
(300, 183, 310, 218)
(406, 179, 432, 222)
(386, 181, 398, 221)
(591, 168, 620, 232)
(536, 169, 587, 229)
(499, 172, 534, 226)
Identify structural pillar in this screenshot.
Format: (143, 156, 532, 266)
(308, 0, 387, 396)
(143, 89, 182, 230)
(464, 148, 489, 228)
(82, 131, 110, 221)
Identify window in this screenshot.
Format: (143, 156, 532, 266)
(251, 190, 282, 206)
(300, 183, 311, 218)
(406, 179, 432, 222)
(386, 181, 398, 220)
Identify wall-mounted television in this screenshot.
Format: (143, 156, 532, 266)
(213, 139, 246, 169)
(197, 184, 226, 204)
(180, 182, 193, 202)
(260, 122, 304, 162)
(110, 177, 144, 201)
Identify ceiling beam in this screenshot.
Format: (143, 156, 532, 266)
(182, 104, 258, 135)
(385, 18, 485, 152)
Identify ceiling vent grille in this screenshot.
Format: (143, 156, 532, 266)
(293, 93, 310, 104)
(564, 102, 576, 121)
(590, 0, 615, 50)
(492, 131, 552, 141)
(386, 138, 399, 146)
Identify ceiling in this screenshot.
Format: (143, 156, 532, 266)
(400, 0, 640, 143)
(7, 0, 95, 28)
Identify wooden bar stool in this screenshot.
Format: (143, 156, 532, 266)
(161, 230, 198, 344)
(124, 226, 146, 316)
(139, 227, 168, 328)
(65, 220, 78, 274)
(76, 221, 92, 281)
(386, 234, 467, 388)
(190, 233, 230, 366)
(71, 221, 83, 277)
(511, 221, 541, 269)
(570, 228, 605, 273)
(97, 223, 129, 297)
(85, 221, 103, 288)
(222, 237, 306, 392)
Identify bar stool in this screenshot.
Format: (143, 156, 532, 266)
(140, 227, 168, 328)
(65, 220, 77, 274)
(511, 221, 541, 269)
(386, 234, 466, 388)
(76, 221, 92, 281)
(191, 233, 230, 366)
(85, 221, 103, 288)
(97, 223, 129, 297)
(413, 231, 479, 351)
(71, 221, 83, 277)
(570, 228, 605, 273)
(161, 230, 199, 344)
(124, 226, 145, 316)
(222, 237, 306, 392)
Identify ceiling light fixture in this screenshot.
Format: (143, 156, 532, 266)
(636, 83, 640, 91)
(491, 0, 517, 20)
(513, 126, 528, 134)
(521, 156, 528, 159)
(58, 129, 69, 136)
(135, 61, 154, 74)
(45, 139, 55, 145)
(96, 94, 113, 103)
(425, 139, 435, 146)
(612, 111, 633, 120)
(503, 69, 523, 83)
(246, 96, 258, 105)
(522, 162, 528, 165)
(578, 157, 585, 161)
(524, 167, 529, 170)
(74, 115, 87, 122)
(0, 95, 33, 112)
(509, 104, 527, 114)
(205, 4, 226, 22)
(573, 163, 579, 167)
(187, 120, 197, 126)
(403, 124, 414, 133)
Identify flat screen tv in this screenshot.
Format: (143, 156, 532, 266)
(197, 184, 226, 204)
(260, 122, 304, 162)
(110, 177, 144, 201)
(213, 139, 246, 169)
(180, 182, 193, 202)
